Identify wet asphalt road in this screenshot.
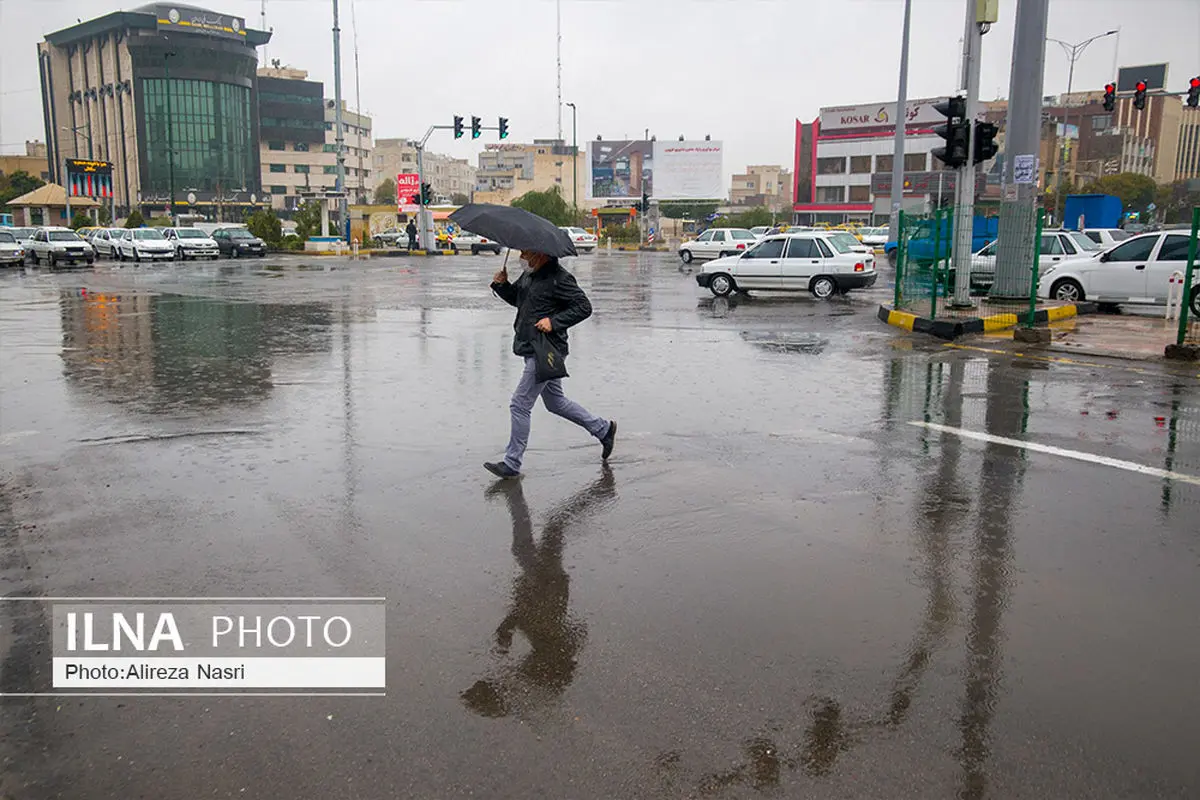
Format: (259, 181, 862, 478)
(1, 251, 1199, 799)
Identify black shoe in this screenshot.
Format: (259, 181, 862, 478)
(600, 420, 617, 460)
(484, 461, 520, 479)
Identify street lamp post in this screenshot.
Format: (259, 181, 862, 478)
(163, 50, 178, 226)
(1047, 30, 1118, 225)
(566, 102, 577, 212)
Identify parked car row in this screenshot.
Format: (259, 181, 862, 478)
(695, 231, 877, 299)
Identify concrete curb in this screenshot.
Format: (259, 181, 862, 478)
(877, 301, 1097, 340)
(607, 244, 670, 252)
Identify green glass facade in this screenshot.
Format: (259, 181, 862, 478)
(141, 78, 253, 193)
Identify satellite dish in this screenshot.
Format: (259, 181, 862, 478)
(250, 193, 257, 204)
(187, 192, 197, 204)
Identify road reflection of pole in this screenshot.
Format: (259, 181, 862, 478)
(1160, 384, 1183, 516)
(956, 360, 1024, 800)
(340, 291, 360, 540)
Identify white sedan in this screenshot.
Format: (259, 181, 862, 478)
(0, 229, 25, 265)
(117, 228, 176, 261)
(559, 226, 598, 253)
(858, 226, 889, 247)
(449, 230, 502, 254)
(1038, 231, 1200, 315)
(695, 232, 877, 299)
(679, 228, 759, 263)
(970, 230, 1100, 291)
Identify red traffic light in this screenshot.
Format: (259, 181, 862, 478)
(1104, 83, 1116, 93)
(1191, 78, 1200, 89)
(1135, 81, 1147, 92)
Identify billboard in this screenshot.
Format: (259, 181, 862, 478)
(819, 97, 946, 135)
(1117, 64, 1168, 93)
(65, 159, 113, 199)
(397, 173, 419, 209)
(155, 5, 248, 40)
(587, 140, 653, 200)
(651, 141, 723, 200)
(586, 139, 723, 201)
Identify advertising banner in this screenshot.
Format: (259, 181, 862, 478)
(397, 173, 420, 210)
(586, 140, 653, 201)
(65, 159, 114, 199)
(651, 141, 723, 200)
(818, 97, 945, 135)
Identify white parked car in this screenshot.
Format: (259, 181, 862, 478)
(858, 226, 889, 247)
(679, 228, 759, 263)
(559, 226, 598, 253)
(0, 229, 26, 266)
(1081, 228, 1131, 249)
(8, 227, 37, 247)
(116, 228, 176, 261)
(163, 227, 220, 260)
(25, 227, 95, 267)
(1037, 231, 1200, 315)
(695, 232, 877, 299)
(969, 230, 1101, 291)
(749, 226, 771, 239)
(89, 228, 125, 259)
(449, 230, 502, 255)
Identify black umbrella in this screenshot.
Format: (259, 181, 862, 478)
(449, 204, 578, 258)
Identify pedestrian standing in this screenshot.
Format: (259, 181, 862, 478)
(406, 218, 418, 251)
(484, 250, 616, 479)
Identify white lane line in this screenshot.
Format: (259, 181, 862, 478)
(908, 421, 1200, 488)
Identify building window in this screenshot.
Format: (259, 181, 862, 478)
(849, 185, 870, 202)
(324, 122, 332, 131)
(876, 154, 893, 172)
(259, 91, 322, 106)
(294, 142, 310, 152)
(261, 117, 325, 130)
(270, 185, 287, 193)
(268, 141, 285, 151)
(269, 163, 287, 173)
(1092, 114, 1111, 131)
(850, 156, 872, 174)
(294, 164, 309, 173)
(323, 144, 337, 153)
(323, 166, 337, 174)
(904, 153, 927, 171)
(816, 186, 845, 203)
(817, 157, 846, 175)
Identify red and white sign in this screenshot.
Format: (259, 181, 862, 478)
(818, 97, 945, 134)
(397, 173, 420, 210)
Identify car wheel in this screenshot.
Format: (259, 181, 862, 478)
(471, 245, 480, 255)
(1190, 286, 1200, 317)
(810, 276, 837, 299)
(231, 247, 240, 259)
(709, 273, 734, 297)
(680, 249, 693, 264)
(48, 252, 58, 269)
(1050, 278, 1084, 303)
(27, 251, 37, 265)
(258, 252, 266, 258)
(133, 250, 141, 262)
(87, 258, 95, 266)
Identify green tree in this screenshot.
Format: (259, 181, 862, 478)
(293, 200, 322, 240)
(69, 211, 92, 230)
(373, 180, 397, 205)
(450, 192, 471, 206)
(658, 200, 719, 221)
(511, 186, 573, 226)
(725, 206, 779, 229)
(1080, 172, 1158, 217)
(1155, 180, 1200, 224)
(245, 207, 283, 245)
(0, 170, 46, 209)
(123, 209, 145, 228)
(98, 204, 112, 225)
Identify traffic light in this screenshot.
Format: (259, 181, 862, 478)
(471, 116, 482, 139)
(453, 115, 464, 139)
(1103, 82, 1117, 112)
(498, 117, 509, 140)
(1133, 80, 1147, 111)
(1188, 77, 1200, 108)
(973, 121, 998, 164)
(932, 95, 970, 169)
(420, 183, 433, 205)
(641, 189, 649, 214)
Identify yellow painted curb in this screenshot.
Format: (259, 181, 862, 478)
(1046, 304, 1078, 322)
(982, 313, 1019, 332)
(886, 309, 917, 331)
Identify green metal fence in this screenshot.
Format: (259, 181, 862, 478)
(1176, 208, 1199, 348)
(893, 207, 1041, 324)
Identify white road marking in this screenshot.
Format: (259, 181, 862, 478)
(908, 421, 1200, 487)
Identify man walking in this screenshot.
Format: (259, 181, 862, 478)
(484, 250, 615, 479)
(406, 218, 418, 251)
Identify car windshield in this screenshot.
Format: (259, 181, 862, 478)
(0, 232, 15, 243)
(1068, 232, 1101, 252)
(49, 231, 82, 242)
(133, 229, 166, 240)
(177, 229, 207, 238)
(730, 230, 757, 241)
(828, 233, 860, 253)
(566, 228, 586, 235)
(1109, 229, 1130, 242)
(229, 230, 255, 239)
(12, 228, 35, 238)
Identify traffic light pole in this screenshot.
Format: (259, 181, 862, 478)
(415, 124, 452, 252)
(950, 1, 986, 308)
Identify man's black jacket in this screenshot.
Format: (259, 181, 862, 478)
(491, 259, 592, 358)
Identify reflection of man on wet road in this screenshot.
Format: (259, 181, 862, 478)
(484, 251, 616, 479)
(462, 465, 616, 718)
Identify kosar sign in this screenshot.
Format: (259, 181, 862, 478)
(819, 97, 945, 133)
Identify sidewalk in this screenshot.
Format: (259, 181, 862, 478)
(977, 311, 1196, 362)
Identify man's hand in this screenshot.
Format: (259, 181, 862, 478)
(535, 317, 552, 333)
(492, 266, 508, 284)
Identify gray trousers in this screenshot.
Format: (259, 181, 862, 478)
(505, 357, 609, 471)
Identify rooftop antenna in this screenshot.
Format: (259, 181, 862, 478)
(260, 0, 267, 65)
(351, 0, 364, 204)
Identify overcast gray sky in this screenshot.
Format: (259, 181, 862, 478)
(2, 0, 1199, 185)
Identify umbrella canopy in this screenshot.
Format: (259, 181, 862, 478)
(448, 204, 578, 258)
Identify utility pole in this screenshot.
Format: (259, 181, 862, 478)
(887, 0, 912, 246)
(556, 0, 562, 142)
(164, 50, 177, 226)
(332, 0, 347, 241)
(950, 0, 993, 308)
(567, 102, 578, 211)
(1047, 31, 1118, 225)
(992, 0, 1050, 300)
